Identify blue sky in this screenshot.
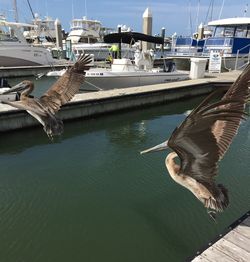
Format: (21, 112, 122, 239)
(1, 0, 249, 36)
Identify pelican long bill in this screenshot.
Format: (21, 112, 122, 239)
(140, 140, 168, 154)
(2, 81, 30, 94)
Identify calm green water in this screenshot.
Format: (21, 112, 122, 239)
(0, 94, 249, 262)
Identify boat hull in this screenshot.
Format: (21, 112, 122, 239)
(82, 71, 189, 91)
(0, 44, 58, 67)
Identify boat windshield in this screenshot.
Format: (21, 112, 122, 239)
(213, 25, 250, 38)
(214, 26, 235, 37)
(235, 26, 249, 37)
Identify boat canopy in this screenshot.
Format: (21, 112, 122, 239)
(0, 20, 37, 28)
(104, 32, 164, 45)
(208, 17, 250, 26)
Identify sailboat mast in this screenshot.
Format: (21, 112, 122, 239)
(195, 0, 200, 32)
(85, 0, 87, 17)
(71, 0, 74, 19)
(218, 0, 225, 19)
(27, 0, 35, 19)
(13, 0, 19, 22)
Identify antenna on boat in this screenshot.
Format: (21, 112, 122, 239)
(218, 0, 225, 19)
(27, 0, 35, 19)
(210, 0, 214, 21)
(204, 0, 214, 24)
(244, 4, 248, 17)
(13, 0, 19, 22)
(188, 0, 193, 35)
(85, 0, 87, 17)
(45, 0, 49, 18)
(71, 0, 75, 19)
(195, 0, 200, 33)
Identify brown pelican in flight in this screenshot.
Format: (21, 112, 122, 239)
(141, 64, 250, 220)
(2, 54, 92, 139)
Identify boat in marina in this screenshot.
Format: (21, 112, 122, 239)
(82, 31, 188, 91)
(66, 17, 135, 61)
(66, 16, 103, 44)
(0, 19, 62, 67)
(169, 17, 250, 71)
(23, 13, 57, 48)
(81, 55, 189, 91)
(203, 17, 250, 70)
(66, 16, 110, 61)
(47, 32, 189, 91)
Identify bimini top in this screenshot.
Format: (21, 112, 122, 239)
(0, 19, 36, 28)
(208, 17, 250, 26)
(104, 32, 164, 45)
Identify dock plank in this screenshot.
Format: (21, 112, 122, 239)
(242, 216, 250, 227)
(190, 213, 250, 262)
(213, 238, 250, 262)
(223, 230, 250, 252)
(192, 255, 211, 261)
(234, 223, 250, 238)
(198, 246, 236, 262)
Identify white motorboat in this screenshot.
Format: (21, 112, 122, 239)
(0, 19, 61, 67)
(47, 48, 189, 91)
(66, 17, 135, 61)
(23, 13, 57, 47)
(66, 16, 102, 44)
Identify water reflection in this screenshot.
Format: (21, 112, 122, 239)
(0, 95, 205, 155)
(0, 93, 249, 262)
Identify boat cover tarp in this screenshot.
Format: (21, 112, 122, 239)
(104, 32, 164, 45)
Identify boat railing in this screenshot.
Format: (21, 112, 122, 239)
(235, 43, 250, 70)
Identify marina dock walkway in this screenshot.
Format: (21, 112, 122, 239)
(0, 70, 242, 132)
(190, 211, 250, 262)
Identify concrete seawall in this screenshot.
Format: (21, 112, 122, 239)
(0, 71, 240, 133)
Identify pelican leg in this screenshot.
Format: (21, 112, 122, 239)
(207, 210, 217, 223)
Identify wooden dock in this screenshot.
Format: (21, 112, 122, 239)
(0, 70, 242, 132)
(190, 211, 250, 262)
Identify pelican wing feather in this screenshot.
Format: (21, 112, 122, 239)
(168, 64, 250, 184)
(212, 63, 250, 159)
(39, 54, 92, 114)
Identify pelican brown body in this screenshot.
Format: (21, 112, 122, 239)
(2, 54, 92, 139)
(141, 63, 250, 220)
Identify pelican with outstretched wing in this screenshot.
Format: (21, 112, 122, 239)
(2, 54, 92, 139)
(141, 64, 250, 220)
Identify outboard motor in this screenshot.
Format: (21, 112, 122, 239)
(0, 77, 11, 88)
(163, 60, 176, 72)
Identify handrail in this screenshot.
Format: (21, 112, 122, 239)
(235, 43, 250, 70)
(236, 42, 250, 52)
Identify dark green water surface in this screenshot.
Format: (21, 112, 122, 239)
(0, 94, 249, 262)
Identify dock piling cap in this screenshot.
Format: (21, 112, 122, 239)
(190, 58, 207, 63)
(143, 8, 152, 18)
